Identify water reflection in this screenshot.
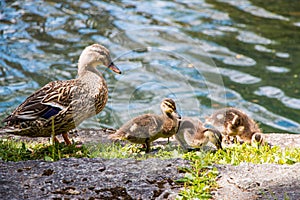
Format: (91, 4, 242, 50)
(0, 0, 299, 134)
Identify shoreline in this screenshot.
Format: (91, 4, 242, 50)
(1, 129, 300, 199)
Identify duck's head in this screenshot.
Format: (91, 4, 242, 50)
(251, 132, 265, 145)
(203, 129, 223, 150)
(160, 98, 181, 120)
(78, 44, 121, 76)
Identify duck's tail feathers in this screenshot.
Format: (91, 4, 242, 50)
(0, 127, 14, 134)
(0, 126, 29, 135)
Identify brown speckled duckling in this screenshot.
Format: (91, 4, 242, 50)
(109, 98, 181, 152)
(176, 117, 222, 150)
(0, 44, 121, 145)
(205, 107, 265, 145)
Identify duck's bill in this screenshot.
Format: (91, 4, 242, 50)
(214, 138, 223, 149)
(174, 111, 181, 119)
(108, 62, 121, 74)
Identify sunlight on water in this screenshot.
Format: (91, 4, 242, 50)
(0, 0, 299, 134)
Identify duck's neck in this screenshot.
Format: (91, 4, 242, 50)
(161, 115, 180, 138)
(163, 114, 179, 130)
(78, 64, 102, 78)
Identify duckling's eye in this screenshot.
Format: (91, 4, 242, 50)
(164, 109, 176, 119)
(165, 108, 173, 114)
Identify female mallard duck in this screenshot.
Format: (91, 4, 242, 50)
(205, 107, 265, 145)
(0, 44, 121, 145)
(176, 117, 222, 151)
(109, 98, 181, 153)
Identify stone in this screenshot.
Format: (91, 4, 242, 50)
(0, 157, 189, 199)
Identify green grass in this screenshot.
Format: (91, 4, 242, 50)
(86, 142, 184, 160)
(0, 138, 300, 199)
(178, 144, 300, 199)
(0, 138, 183, 161)
(0, 138, 90, 162)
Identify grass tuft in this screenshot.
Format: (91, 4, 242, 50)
(0, 139, 90, 162)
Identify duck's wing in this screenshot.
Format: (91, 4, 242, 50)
(3, 80, 77, 124)
(132, 114, 163, 136)
(116, 114, 163, 139)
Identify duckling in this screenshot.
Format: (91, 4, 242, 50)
(175, 117, 222, 151)
(205, 107, 265, 145)
(0, 44, 121, 145)
(109, 98, 181, 153)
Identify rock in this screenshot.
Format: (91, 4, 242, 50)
(264, 133, 300, 148)
(214, 163, 300, 200)
(0, 157, 189, 199)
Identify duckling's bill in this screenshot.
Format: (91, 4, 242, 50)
(108, 62, 121, 74)
(174, 111, 181, 119)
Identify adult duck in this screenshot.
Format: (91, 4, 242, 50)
(1, 44, 121, 145)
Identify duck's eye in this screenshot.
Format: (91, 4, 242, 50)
(165, 109, 173, 117)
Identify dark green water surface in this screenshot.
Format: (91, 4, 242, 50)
(0, 0, 299, 134)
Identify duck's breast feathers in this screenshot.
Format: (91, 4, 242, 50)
(3, 80, 77, 124)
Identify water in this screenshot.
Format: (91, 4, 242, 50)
(0, 0, 299, 134)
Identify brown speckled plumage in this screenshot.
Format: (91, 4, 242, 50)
(205, 107, 264, 145)
(176, 117, 222, 150)
(109, 98, 181, 152)
(0, 44, 121, 144)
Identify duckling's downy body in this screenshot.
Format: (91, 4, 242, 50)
(1, 44, 121, 144)
(176, 117, 222, 150)
(109, 98, 181, 152)
(205, 107, 264, 145)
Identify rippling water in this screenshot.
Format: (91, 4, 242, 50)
(0, 0, 299, 133)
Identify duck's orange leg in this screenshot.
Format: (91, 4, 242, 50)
(53, 134, 71, 145)
(62, 133, 72, 145)
(54, 136, 60, 144)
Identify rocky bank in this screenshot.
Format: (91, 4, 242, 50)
(1, 130, 300, 199)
